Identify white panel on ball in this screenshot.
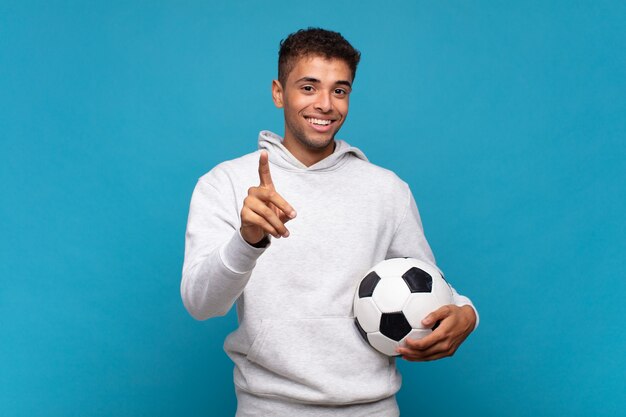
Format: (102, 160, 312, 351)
(374, 257, 414, 278)
(400, 329, 432, 346)
(372, 277, 411, 313)
(367, 332, 400, 357)
(353, 297, 382, 333)
(431, 274, 453, 305)
(403, 293, 442, 329)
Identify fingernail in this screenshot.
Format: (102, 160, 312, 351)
(283, 231, 290, 238)
(289, 211, 297, 219)
(422, 316, 432, 326)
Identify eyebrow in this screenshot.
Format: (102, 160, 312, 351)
(295, 76, 352, 88)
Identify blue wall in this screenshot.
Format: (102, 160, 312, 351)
(1, 1, 624, 416)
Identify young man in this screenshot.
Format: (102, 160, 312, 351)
(181, 28, 478, 417)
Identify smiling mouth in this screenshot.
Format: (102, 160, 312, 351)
(305, 117, 334, 126)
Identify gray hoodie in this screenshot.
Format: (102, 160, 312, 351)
(181, 131, 477, 412)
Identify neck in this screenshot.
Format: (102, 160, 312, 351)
(282, 137, 336, 167)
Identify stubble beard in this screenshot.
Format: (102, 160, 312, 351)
(286, 118, 338, 153)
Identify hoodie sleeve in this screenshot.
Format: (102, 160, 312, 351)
(386, 185, 480, 329)
(180, 176, 269, 320)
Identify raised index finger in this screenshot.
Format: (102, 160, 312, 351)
(258, 151, 274, 188)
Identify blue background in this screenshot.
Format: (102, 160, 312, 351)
(1, 1, 624, 416)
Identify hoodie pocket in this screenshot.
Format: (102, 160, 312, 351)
(244, 317, 397, 404)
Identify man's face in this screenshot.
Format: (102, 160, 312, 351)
(272, 55, 352, 155)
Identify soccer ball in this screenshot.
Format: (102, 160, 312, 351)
(353, 258, 453, 356)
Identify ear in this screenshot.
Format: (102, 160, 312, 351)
(271, 79, 284, 108)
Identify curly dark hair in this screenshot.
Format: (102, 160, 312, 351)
(278, 28, 361, 85)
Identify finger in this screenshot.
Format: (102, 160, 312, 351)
(422, 304, 454, 328)
(277, 209, 294, 224)
(401, 338, 452, 357)
(411, 340, 458, 361)
(258, 151, 274, 188)
(401, 349, 452, 362)
(249, 187, 297, 220)
(396, 345, 434, 362)
(241, 207, 281, 238)
(247, 199, 290, 237)
(403, 330, 444, 351)
(397, 339, 456, 361)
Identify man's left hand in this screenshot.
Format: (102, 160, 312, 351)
(396, 304, 476, 361)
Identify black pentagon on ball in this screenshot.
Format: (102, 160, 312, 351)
(355, 318, 369, 342)
(402, 267, 433, 293)
(379, 312, 412, 341)
(358, 271, 381, 298)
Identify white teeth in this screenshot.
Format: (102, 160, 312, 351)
(307, 118, 331, 126)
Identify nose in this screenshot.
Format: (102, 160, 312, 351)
(314, 91, 332, 113)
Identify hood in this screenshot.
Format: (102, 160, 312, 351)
(257, 130, 368, 172)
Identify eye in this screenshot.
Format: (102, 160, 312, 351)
(334, 88, 348, 96)
(302, 85, 315, 92)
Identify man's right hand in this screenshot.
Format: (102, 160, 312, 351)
(240, 151, 297, 245)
